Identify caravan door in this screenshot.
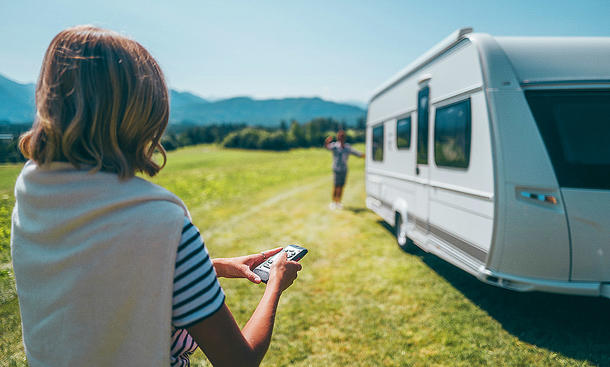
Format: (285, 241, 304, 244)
(411, 85, 431, 235)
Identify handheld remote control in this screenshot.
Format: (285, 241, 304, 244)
(253, 245, 308, 284)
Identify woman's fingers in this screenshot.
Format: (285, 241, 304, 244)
(286, 261, 302, 271)
(251, 247, 283, 268)
(244, 268, 262, 284)
(263, 247, 283, 258)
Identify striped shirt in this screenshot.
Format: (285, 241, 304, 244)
(170, 217, 225, 367)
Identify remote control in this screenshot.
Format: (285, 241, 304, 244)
(253, 245, 308, 284)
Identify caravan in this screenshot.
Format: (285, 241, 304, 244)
(365, 28, 610, 297)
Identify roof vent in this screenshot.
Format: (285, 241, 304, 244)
(458, 27, 474, 37)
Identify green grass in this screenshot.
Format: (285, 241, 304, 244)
(0, 163, 25, 366)
(1, 145, 609, 366)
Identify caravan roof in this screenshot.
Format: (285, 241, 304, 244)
(494, 37, 610, 85)
(370, 30, 610, 102)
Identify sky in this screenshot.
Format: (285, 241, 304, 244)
(1, 0, 609, 105)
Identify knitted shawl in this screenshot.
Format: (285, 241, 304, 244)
(11, 161, 189, 366)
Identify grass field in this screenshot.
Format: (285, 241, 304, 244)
(1, 145, 609, 366)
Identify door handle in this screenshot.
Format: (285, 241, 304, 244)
(416, 166, 420, 175)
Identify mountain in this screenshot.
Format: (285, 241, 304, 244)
(341, 99, 368, 110)
(170, 96, 365, 126)
(0, 73, 366, 126)
(169, 90, 209, 110)
(0, 74, 35, 123)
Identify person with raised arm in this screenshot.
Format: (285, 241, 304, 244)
(324, 130, 365, 209)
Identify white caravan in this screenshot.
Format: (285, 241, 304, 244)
(365, 28, 610, 298)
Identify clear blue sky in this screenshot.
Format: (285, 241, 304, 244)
(1, 0, 609, 104)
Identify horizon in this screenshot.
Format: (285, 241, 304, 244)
(1, 1, 609, 105)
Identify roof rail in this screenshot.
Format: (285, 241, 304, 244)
(369, 27, 474, 103)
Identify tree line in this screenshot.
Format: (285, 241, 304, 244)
(0, 117, 366, 163)
(163, 117, 365, 151)
(0, 123, 28, 163)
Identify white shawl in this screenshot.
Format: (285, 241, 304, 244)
(11, 161, 189, 366)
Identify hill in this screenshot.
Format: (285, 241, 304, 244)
(170, 96, 365, 126)
(0, 73, 366, 126)
(0, 74, 35, 123)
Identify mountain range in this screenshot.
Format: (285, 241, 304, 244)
(0, 74, 366, 126)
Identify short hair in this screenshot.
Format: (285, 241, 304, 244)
(19, 25, 169, 178)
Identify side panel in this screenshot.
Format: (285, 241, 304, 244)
(471, 33, 571, 281)
(487, 90, 571, 280)
(428, 91, 494, 257)
(563, 190, 610, 281)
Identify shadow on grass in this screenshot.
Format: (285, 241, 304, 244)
(377, 220, 610, 366)
(344, 206, 368, 214)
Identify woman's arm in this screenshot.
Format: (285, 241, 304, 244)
(349, 146, 365, 158)
(187, 252, 301, 367)
(324, 136, 334, 149)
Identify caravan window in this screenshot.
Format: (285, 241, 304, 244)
(372, 124, 384, 161)
(525, 89, 610, 189)
(396, 116, 411, 149)
(417, 87, 430, 164)
(434, 98, 471, 169)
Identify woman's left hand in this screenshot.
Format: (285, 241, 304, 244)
(212, 247, 283, 284)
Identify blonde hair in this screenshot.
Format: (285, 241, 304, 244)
(20, 25, 169, 178)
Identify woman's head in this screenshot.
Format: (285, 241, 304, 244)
(20, 25, 169, 178)
(337, 130, 346, 144)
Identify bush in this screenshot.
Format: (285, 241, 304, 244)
(161, 123, 247, 151)
(161, 134, 180, 151)
(222, 128, 290, 150)
(259, 131, 290, 151)
(0, 138, 26, 163)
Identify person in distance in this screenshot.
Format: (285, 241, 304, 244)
(11, 25, 302, 367)
(324, 130, 365, 209)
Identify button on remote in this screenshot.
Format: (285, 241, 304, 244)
(253, 245, 308, 284)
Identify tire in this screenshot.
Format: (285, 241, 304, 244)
(395, 213, 415, 252)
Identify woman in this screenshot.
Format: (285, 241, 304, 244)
(11, 25, 302, 366)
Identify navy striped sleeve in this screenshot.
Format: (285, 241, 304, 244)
(172, 217, 225, 329)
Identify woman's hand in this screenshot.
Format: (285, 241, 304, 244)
(213, 247, 283, 284)
(267, 252, 302, 293)
(190, 249, 304, 366)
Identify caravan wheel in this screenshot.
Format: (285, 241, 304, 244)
(395, 213, 415, 252)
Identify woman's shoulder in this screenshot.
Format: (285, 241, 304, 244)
(16, 160, 190, 219)
(127, 177, 191, 217)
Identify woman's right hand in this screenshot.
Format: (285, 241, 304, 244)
(268, 252, 302, 293)
(189, 250, 303, 366)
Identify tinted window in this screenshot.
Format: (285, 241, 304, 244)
(372, 124, 384, 161)
(434, 99, 471, 169)
(417, 87, 429, 164)
(396, 116, 411, 149)
(525, 90, 610, 189)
